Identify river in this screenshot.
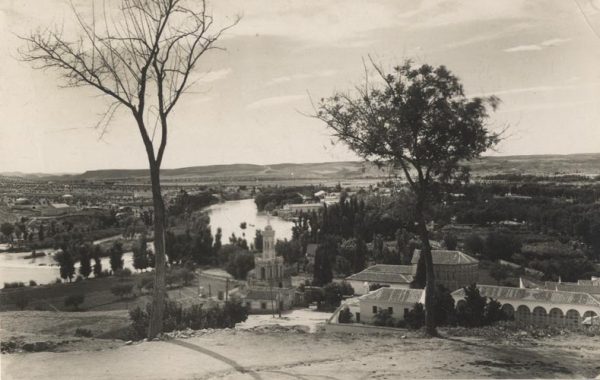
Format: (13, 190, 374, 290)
(0, 199, 293, 286)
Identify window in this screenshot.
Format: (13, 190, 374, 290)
(372, 306, 377, 314)
(261, 302, 267, 310)
(356, 312, 361, 322)
(404, 308, 409, 315)
(388, 307, 393, 314)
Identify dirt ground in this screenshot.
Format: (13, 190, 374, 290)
(2, 309, 600, 379)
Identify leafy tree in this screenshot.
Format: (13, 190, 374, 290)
(92, 246, 103, 277)
(484, 298, 507, 324)
(443, 234, 458, 250)
(489, 263, 510, 284)
(55, 248, 75, 282)
(21, 0, 238, 338)
(338, 307, 353, 324)
(133, 234, 150, 271)
(1, 223, 15, 242)
(225, 251, 255, 280)
(405, 303, 426, 329)
(433, 285, 455, 326)
(275, 239, 303, 265)
(322, 281, 354, 309)
(484, 232, 521, 261)
(313, 236, 337, 286)
(79, 248, 92, 279)
(464, 234, 485, 255)
(455, 284, 487, 327)
(253, 229, 263, 252)
(316, 60, 500, 335)
(109, 242, 124, 273)
(38, 224, 45, 241)
(213, 227, 222, 253)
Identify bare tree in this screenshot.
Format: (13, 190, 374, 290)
(20, 0, 238, 338)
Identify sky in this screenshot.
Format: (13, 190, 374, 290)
(1, 0, 600, 173)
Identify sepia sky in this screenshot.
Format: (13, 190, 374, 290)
(1, 0, 600, 173)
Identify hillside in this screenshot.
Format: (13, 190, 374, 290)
(3, 153, 600, 182)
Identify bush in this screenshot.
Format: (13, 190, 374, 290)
(111, 283, 134, 299)
(128, 299, 249, 340)
(64, 294, 85, 310)
(74, 328, 93, 337)
(373, 309, 395, 327)
(405, 303, 425, 329)
(338, 307, 353, 324)
(115, 268, 132, 280)
(29, 280, 37, 287)
(433, 285, 455, 326)
(322, 281, 354, 309)
(4, 282, 25, 289)
(455, 284, 487, 327)
(484, 298, 508, 324)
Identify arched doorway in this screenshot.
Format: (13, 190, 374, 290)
(501, 304, 515, 319)
(565, 309, 581, 327)
(532, 306, 548, 327)
(549, 308, 564, 326)
(516, 305, 531, 325)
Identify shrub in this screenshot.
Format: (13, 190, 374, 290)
(484, 298, 508, 324)
(322, 281, 354, 309)
(405, 303, 426, 329)
(54, 278, 62, 284)
(115, 268, 132, 279)
(4, 282, 25, 289)
(29, 280, 37, 287)
(64, 294, 85, 310)
(74, 328, 93, 338)
(373, 309, 395, 327)
(338, 307, 353, 324)
(455, 284, 487, 327)
(433, 285, 455, 326)
(128, 299, 249, 340)
(111, 283, 134, 299)
(74, 275, 84, 283)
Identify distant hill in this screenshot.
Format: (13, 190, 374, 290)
(3, 153, 600, 182)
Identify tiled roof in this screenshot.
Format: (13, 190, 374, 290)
(519, 277, 542, 289)
(544, 282, 600, 295)
(452, 285, 600, 308)
(411, 250, 478, 265)
(359, 287, 424, 305)
(242, 288, 276, 301)
(346, 264, 414, 284)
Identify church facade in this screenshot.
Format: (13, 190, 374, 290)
(240, 223, 295, 314)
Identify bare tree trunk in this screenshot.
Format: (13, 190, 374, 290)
(416, 196, 437, 336)
(148, 162, 167, 339)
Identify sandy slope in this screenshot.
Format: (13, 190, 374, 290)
(3, 327, 600, 380)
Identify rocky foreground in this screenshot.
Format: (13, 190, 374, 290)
(2, 318, 600, 379)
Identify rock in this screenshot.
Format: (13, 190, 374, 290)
(125, 340, 133, 345)
(401, 335, 407, 339)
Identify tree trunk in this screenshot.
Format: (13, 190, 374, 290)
(416, 196, 437, 336)
(147, 162, 167, 339)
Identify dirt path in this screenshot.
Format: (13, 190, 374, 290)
(3, 330, 600, 379)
